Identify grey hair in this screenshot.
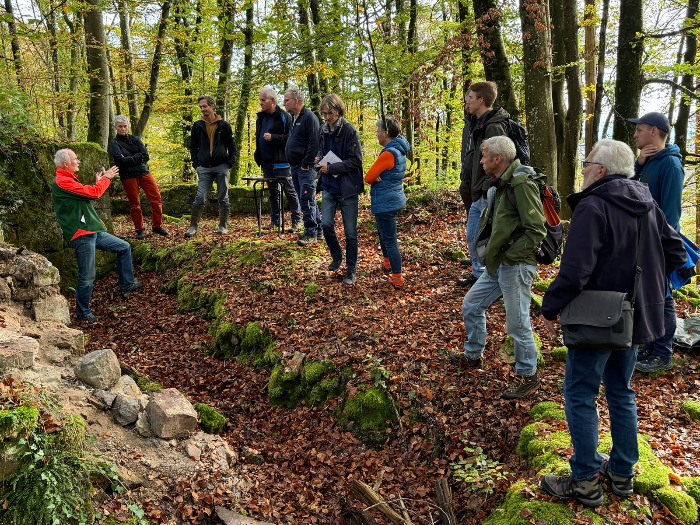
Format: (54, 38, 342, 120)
(114, 115, 129, 125)
(481, 136, 516, 165)
(54, 149, 72, 168)
(285, 88, 304, 106)
(259, 87, 277, 104)
(589, 139, 635, 178)
(376, 116, 401, 139)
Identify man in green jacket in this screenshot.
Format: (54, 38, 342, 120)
(449, 136, 546, 399)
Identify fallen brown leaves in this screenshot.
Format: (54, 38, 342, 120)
(81, 190, 700, 524)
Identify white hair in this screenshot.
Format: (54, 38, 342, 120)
(590, 139, 635, 178)
(259, 87, 277, 104)
(481, 136, 516, 165)
(114, 115, 129, 125)
(54, 149, 72, 168)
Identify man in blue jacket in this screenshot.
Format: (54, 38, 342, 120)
(255, 87, 301, 231)
(628, 111, 685, 372)
(284, 88, 321, 245)
(186, 95, 238, 237)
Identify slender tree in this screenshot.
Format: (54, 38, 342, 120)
(674, 0, 698, 161)
(232, 1, 254, 185)
(116, 0, 139, 128)
(591, 0, 610, 148)
(4, 0, 23, 89)
(84, 0, 111, 149)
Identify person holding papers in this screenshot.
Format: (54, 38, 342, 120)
(316, 94, 363, 285)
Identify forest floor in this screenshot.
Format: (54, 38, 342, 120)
(80, 189, 700, 524)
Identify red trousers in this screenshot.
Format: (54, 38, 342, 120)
(121, 174, 163, 231)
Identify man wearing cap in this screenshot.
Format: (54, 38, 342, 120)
(628, 111, 684, 373)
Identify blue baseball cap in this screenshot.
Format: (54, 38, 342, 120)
(627, 112, 670, 133)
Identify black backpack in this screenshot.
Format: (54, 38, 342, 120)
(505, 169, 563, 264)
(506, 119, 531, 166)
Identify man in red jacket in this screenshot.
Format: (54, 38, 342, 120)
(52, 149, 140, 323)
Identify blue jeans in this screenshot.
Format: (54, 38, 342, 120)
(643, 292, 675, 361)
(565, 345, 639, 480)
(467, 198, 487, 277)
(321, 192, 358, 272)
(292, 166, 321, 236)
(375, 210, 401, 273)
(462, 262, 538, 376)
(193, 164, 230, 208)
(70, 232, 135, 317)
(262, 165, 301, 224)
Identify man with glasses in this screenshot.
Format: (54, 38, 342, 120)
(627, 112, 684, 373)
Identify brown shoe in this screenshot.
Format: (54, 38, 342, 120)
(448, 351, 482, 368)
(502, 373, 540, 399)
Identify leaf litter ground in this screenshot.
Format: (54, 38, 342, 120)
(83, 190, 700, 524)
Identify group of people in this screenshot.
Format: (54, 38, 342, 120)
(449, 80, 687, 507)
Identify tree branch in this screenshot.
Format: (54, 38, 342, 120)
(643, 78, 700, 100)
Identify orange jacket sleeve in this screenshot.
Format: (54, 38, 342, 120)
(364, 151, 395, 184)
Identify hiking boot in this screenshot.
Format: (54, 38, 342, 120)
(135, 229, 145, 239)
(460, 258, 472, 267)
(599, 453, 634, 497)
(297, 235, 317, 247)
(448, 351, 482, 369)
(152, 226, 169, 236)
(634, 355, 673, 373)
(76, 313, 102, 324)
(540, 474, 604, 507)
(388, 273, 404, 287)
(342, 271, 357, 285)
(328, 256, 343, 271)
(636, 344, 652, 362)
(121, 280, 141, 299)
(382, 257, 391, 271)
(287, 221, 303, 233)
(502, 373, 540, 399)
(457, 274, 478, 287)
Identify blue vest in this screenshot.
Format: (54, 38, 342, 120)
(370, 137, 409, 214)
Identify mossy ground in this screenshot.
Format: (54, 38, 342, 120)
(654, 486, 698, 525)
(194, 403, 227, 434)
(268, 359, 349, 408)
(550, 346, 568, 362)
(339, 386, 399, 447)
(682, 399, 700, 420)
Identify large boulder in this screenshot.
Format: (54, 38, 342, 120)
(146, 388, 198, 439)
(74, 349, 121, 389)
(0, 332, 38, 371)
(31, 294, 70, 324)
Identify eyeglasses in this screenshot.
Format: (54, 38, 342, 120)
(581, 161, 603, 169)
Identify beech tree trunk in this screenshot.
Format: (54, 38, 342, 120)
(298, 0, 321, 115)
(4, 0, 23, 89)
(674, 0, 698, 160)
(309, 0, 330, 95)
(612, 0, 643, 146)
(520, 0, 557, 181)
(84, 0, 111, 150)
(117, 0, 139, 128)
(45, 0, 65, 136)
(216, 0, 236, 120)
(232, 3, 254, 185)
(583, 0, 596, 154)
(591, 0, 610, 150)
(63, 11, 83, 141)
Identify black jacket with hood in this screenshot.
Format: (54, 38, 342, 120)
(254, 105, 291, 166)
(109, 134, 150, 180)
(541, 175, 686, 344)
(467, 107, 510, 201)
(190, 117, 238, 170)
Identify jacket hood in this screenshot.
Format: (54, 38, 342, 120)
(650, 143, 683, 163)
(471, 106, 510, 131)
(320, 117, 347, 135)
(385, 136, 410, 155)
(200, 115, 222, 124)
(568, 175, 654, 217)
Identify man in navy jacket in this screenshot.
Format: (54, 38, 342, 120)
(628, 111, 685, 372)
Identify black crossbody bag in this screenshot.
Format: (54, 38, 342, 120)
(559, 215, 647, 351)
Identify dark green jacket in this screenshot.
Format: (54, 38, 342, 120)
(481, 160, 546, 274)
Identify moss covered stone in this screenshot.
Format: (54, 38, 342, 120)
(684, 477, 700, 503)
(339, 386, 398, 447)
(530, 402, 566, 422)
(682, 400, 700, 421)
(209, 319, 241, 360)
(551, 346, 568, 362)
(194, 403, 227, 434)
(268, 359, 346, 408)
(654, 487, 698, 525)
(532, 279, 552, 293)
(516, 421, 571, 463)
(0, 404, 40, 441)
(175, 280, 225, 319)
(483, 481, 605, 525)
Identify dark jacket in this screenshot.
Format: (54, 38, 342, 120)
(541, 175, 686, 344)
(459, 120, 473, 183)
(369, 136, 410, 214)
(634, 144, 684, 231)
(190, 118, 238, 169)
(285, 106, 320, 169)
(254, 106, 291, 166)
(109, 134, 150, 180)
(468, 107, 510, 201)
(318, 118, 363, 198)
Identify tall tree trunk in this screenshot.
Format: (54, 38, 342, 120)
(457, 0, 473, 110)
(45, 0, 65, 136)
(107, 48, 121, 117)
(520, 0, 557, 181)
(4, 0, 23, 89)
(117, 0, 139, 128)
(84, 0, 111, 149)
(299, 0, 320, 115)
(583, 0, 596, 154)
(674, 0, 698, 160)
(591, 0, 610, 149)
(63, 11, 83, 141)
(667, 35, 685, 127)
(612, 0, 643, 147)
(550, 0, 581, 217)
(232, 3, 254, 185)
(472, 0, 518, 119)
(403, 0, 417, 165)
(216, 0, 236, 120)
(309, 0, 330, 94)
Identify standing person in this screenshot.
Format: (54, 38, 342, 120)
(52, 149, 140, 323)
(365, 116, 410, 287)
(186, 95, 238, 237)
(457, 81, 511, 288)
(255, 87, 302, 231)
(539, 139, 685, 506)
(627, 112, 685, 373)
(317, 94, 363, 285)
(448, 136, 545, 399)
(457, 118, 473, 268)
(284, 88, 322, 245)
(109, 115, 168, 239)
